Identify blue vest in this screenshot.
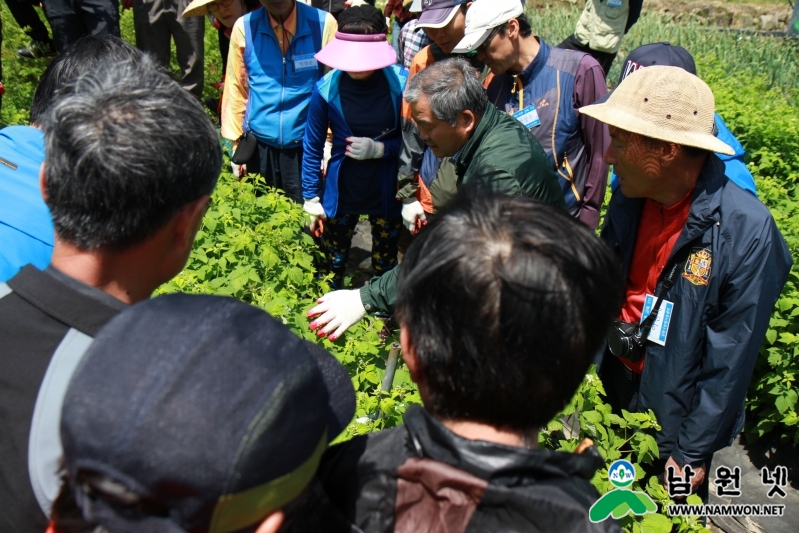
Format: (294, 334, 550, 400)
(243, 4, 327, 148)
(487, 41, 586, 216)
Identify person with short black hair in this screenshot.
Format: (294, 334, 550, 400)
(293, 191, 623, 532)
(0, 54, 221, 533)
(456, 0, 610, 229)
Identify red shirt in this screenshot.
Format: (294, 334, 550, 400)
(619, 189, 693, 373)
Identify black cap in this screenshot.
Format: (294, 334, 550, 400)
(593, 42, 698, 107)
(617, 42, 697, 84)
(61, 293, 355, 533)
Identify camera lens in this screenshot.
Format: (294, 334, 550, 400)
(608, 331, 630, 358)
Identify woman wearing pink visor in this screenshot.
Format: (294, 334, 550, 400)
(301, 6, 406, 290)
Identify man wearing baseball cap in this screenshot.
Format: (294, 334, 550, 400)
(580, 66, 791, 499)
(50, 294, 356, 533)
(394, 0, 490, 232)
(455, 0, 609, 229)
(608, 42, 756, 197)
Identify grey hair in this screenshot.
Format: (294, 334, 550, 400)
(404, 57, 488, 126)
(41, 55, 222, 251)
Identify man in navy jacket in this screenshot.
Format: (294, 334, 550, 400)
(581, 66, 791, 499)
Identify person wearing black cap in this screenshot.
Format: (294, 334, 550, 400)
(49, 294, 355, 533)
(608, 42, 756, 198)
(0, 54, 221, 533)
(292, 191, 623, 532)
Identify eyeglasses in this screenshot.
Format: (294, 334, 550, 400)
(208, 0, 236, 12)
(477, 26, 503, 53)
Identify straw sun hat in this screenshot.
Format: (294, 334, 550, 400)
(579, 66, 734, 156)
(182, 0, 218, 17)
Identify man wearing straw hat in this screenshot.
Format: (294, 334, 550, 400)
(580, 66, 791, 498)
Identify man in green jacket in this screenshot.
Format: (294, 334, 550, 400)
(308, 58, 563, 340)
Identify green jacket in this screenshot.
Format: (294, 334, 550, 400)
(451, 102, 564, 205)
(361, 105, 564, 314)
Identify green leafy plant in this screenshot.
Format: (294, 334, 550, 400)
(542, 367, 707, 532)
(157, 171, 420, 438)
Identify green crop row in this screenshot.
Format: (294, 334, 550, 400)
(526, 6, 799, 94)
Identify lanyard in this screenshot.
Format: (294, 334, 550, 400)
(510, 76, 523, 111)
(638, 248, 689, 333)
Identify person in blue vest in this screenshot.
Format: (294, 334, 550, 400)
(607, 42, 757, 197)
(0, 35, 140, 282)
(302, 6, 404, 289)
(455, 0, 610, 229)
(221, 0, 337, 202)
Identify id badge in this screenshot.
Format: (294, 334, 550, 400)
(641, 294, 674, 346)
(294, 54, 318, 71)
(512, 105, 541, 129)
(607, 0, 623, 7)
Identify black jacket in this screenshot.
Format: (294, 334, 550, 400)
(0, 266, 125, 533)
(292, 406, 620, 533)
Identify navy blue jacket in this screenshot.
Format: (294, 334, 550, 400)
(600, 155, 791, 465)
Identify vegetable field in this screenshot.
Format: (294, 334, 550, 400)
(1, 4, 797, 532)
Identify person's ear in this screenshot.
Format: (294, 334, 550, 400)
(660, 142, 680, 164)
(508, 18, 520, 39)
(458, 110, 477, 136)
(39, 163, 48, 204)
(400, 324, 423, 384)
(254, 510, 284, 533)
(173, 195, 210, 251)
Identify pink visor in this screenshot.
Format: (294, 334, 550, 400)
(315, 32, 397, 72)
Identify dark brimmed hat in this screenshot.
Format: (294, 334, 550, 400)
(617, 42, 697, 84)
(417, 0, 470, 29)
(61, 294, 355, 533)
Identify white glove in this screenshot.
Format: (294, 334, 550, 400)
(232, 162, 246, 178)
(401, 200, 427, 232)
(308, 290, 367, 341)
(321, 138, 333, 175)
(303, 196, 327, 224)
(346, 137, 384, 160)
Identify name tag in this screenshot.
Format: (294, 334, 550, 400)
(294, 54, 318, 71)
(512, 105, 541, 129)
(607, 0, 623, 7)
(642, 294, 674, 346)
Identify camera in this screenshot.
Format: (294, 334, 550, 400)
(607, 319, 646, 362)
